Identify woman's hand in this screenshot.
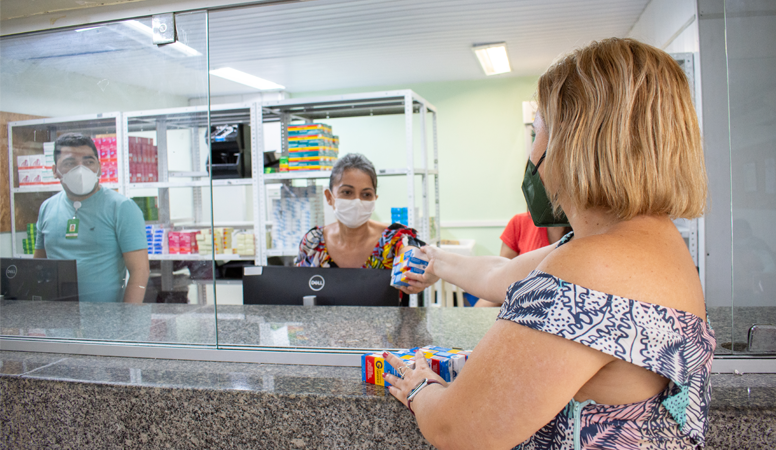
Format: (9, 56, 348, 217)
(383, 350, 447, 409)
(401, 245, 442, 289)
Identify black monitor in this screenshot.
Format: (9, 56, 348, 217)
(1, 258, 79, 301)
(242, 266, 404, 307)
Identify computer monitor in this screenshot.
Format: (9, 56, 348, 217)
(1, 258, 79, 301)
(242, 266, 404, 307)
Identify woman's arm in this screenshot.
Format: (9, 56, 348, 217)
(404, 244, 556, 302)
(385, 320, 613, 450)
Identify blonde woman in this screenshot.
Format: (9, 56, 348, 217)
(386, 38, 715, 450)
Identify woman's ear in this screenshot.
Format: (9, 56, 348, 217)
(324, 189, 335, 208)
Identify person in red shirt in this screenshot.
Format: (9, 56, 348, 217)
(474, 211, 570, 307)
(499, 211, 570, 259)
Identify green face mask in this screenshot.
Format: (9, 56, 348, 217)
(521, 152, 570, 227)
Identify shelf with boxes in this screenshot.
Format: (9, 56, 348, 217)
(7, 92, 441, 282)
(123, 103, 262, 264)
(145, 226, 256, 261)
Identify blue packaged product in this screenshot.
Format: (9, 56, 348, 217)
(390, 248, 429, 287)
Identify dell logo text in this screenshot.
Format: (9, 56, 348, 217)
(309, 275, 325, 291)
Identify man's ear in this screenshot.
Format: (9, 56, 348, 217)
(52, 164, 61, 179)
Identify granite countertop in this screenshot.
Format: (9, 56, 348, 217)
(0, 299, 499, 350)
(3, 350, 775, 408)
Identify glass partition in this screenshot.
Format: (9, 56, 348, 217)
(725, 0, 776, 354)
(0, 12, 216, 345)
(6, 0, 770, 363)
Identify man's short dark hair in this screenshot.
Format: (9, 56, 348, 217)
(54, 133, 99, 164)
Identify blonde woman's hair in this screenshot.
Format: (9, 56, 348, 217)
(537, 38, 707, 220)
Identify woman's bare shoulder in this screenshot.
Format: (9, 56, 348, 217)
(370, 220, 390, 230)
(536, 226, 705, 315)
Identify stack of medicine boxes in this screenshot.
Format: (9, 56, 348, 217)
(94, 134, 119, 184)
(17, 143, 56, 187)
(234, 233, 255, 256)
(270, 186, 325, 250)
(22, 223, 36, 255)
(285, 123, 338, 171)
(391, 207, 409, 226)
(146, 226, 166, 255)
(361, 346, 472, 387)
(127, 137, 159, 183)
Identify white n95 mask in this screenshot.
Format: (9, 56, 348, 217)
(59, 165, 99, 196)
(334, 198, 375, 228)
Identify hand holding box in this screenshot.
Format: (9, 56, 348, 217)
(390, 247, 429, 287)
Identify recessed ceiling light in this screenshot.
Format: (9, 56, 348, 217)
(122, 20, 201, 57)
(473, 43, 512, 76)
(209, 68, 285, 91)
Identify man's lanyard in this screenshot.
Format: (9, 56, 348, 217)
(65, 201, 81, 239)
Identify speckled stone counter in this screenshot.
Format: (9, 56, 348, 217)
(2, 351, 776, 449)
(0, 350, 430, 449)
(0, 300, 497, 350)
(2, 298, 776, 449)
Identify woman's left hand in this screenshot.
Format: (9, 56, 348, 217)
(383, 349, 447, 409)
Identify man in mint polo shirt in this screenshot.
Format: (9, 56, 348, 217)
(33, 133, 149, 303)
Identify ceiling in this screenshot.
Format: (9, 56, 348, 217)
(0, 0, 651, 97)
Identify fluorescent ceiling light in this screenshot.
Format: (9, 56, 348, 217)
(210, 68, 285, 91)
(76, 26, 104, 32)
(122, 20, 201, 57)
(473, 43, 512, 76)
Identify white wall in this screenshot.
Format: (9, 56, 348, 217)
(292, 76, 540, 256)
(627, 0, 698, 53)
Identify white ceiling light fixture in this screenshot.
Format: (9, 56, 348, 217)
(473, 42, 512, 76)
(209, 68, 285, 91)
(122, 20, 201, 57)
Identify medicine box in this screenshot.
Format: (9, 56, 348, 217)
(287, 123, 332, 138)
(361, 351, 416, 387)
(288, 137, 335, 149)
(390, 248, 429, 287)
(411, 346, 471, 382)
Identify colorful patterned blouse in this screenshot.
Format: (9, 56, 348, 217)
(293, 223, 424, 269)
(500, 233, 716, 450)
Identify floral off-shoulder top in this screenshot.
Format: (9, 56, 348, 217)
(293, 223, 424, 269)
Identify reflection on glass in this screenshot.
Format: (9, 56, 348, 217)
(0, 12, 214, 345)
(726, 0, 776, 353)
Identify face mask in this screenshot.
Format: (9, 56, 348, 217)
(59, 165, 99, 196)
(334, 198, 375, 228)
(521, 154, 570, 227)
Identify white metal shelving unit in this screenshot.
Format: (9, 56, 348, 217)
(7, 112, 124, 257)
(257, 90, 441, 266)
(122, 102, 263, 271)
(7, 91, 441, 305)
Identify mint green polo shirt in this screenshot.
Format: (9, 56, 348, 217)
(36, 186, 147, 303)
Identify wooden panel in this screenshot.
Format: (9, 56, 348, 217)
(0, 112, 47, 233)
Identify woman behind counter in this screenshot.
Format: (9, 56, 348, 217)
(294, 153, 425, 295)
(387, 38, 715, 449)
